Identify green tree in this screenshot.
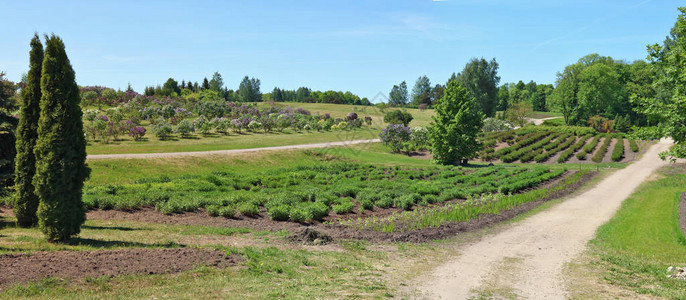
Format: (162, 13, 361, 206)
(576, 63, 625, 122)
(383, 110, 413, 126)
(389, 81, 409, 106)
(33, 35, 90, 242)
(13, 34, 43, 227)
(0, 73, 17, 198)
(634, 7, 686, 160)
(429, 80, 484, 165)
(161, 78, 180, 96)
(411, 76, 431, 106)
(455, 57, 500, 117)
(550, 63, 583, 125)
(209, 72, 224, 93)
(201, 77, 210, 90)
(238, 76, 262, 102)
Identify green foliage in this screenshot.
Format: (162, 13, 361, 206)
(592, 135, 613, 163)
(13, 34, 43, 227)
(238, 202, 259, 217)
(33, 35, 90, 242)
(429, 80, 484, 165)
(611, 137, 625, 162)
(238, 76, 262, 102)
(153, 118, 173, 140)
(174, 119, 194, 136)
(383, 110, 413, 126)
(267, 205, 290, 221)
(633, 7, 686, 161)
(455, 57, 500, 117)
(629, 139, 639, 152)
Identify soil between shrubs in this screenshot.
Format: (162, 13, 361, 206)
(0, 248, 239, 290)
(679, 192, 686, 238)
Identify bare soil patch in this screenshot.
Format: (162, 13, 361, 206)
(0, 248, 239, 290)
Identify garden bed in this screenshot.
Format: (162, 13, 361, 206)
(0, 248, 239, 290)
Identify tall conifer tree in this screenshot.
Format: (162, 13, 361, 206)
(34, 35, 90, 241)
(13, 34, 43, 227)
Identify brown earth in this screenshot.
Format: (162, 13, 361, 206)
(0, 248, 239, 290)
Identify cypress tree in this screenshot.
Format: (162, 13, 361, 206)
(13, 34, 43, 227)
(34, 35, 90, 242)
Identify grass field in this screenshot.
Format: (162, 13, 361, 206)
(576, 164, 686, 298)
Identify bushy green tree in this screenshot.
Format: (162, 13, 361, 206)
(455, 57, 500, 117)
(429, 80, 484, 165)
(0, 73, 17, 197)
(634, 7, 686, 160)
(411, 76, 432, 106)
(13, 34, 43, 227)
(389, 81, 408, 106)
(383, 110, 413, 126)
(33, 35, 90, 242)
(238, 76, 262, 102)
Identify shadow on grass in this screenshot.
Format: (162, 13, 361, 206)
(0, 218, 16, 230)
(81, 225, 140, 232)
(64, 238, 185, 249)
(179, 135, 200, 140)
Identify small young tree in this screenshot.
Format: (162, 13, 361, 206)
(33, 35, 90, 242)
(429, 80, 484, 165)
(13, 34, 43, 227)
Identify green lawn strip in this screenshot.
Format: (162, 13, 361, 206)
(589, 164, 686, 298)
(255, 101, 435, 127)
(0, 218, 255, 255)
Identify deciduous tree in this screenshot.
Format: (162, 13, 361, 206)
(429, 80, 484, 165)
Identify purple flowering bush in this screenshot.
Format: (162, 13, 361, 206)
(379, 124, 412, 153)
(129, 126, 146, 141)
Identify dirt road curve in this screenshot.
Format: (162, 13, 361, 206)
(86, 139, 380, 160)
(416, 139, 676, 299)
(526, 116, 563, 125)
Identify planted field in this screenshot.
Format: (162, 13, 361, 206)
(479, 126, 647, 164)
(84, 163, 565, 224)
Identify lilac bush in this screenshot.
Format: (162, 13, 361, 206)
(379, 124, 412, 153)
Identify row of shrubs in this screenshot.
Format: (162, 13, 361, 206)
(83, 163, 565, 223)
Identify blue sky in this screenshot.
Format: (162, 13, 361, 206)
(0, 0, 679, 101)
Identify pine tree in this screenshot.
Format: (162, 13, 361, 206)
(201, 77, 210, 90)
(429, 80, 484, 165)
(13, 34, 43, 227)
(33, 35, 90, 241)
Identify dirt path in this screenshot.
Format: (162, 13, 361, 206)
(415, 138, 676, 299)
(526, 116, 563, 125)
(87, 139, 380, 160)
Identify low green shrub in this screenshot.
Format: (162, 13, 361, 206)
(238, 203, 259, 217)
(267, 205, 290, 221)
(219, 206, 236, 218)
(332, 198, 355, 214)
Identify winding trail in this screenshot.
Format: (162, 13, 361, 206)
(86, 139, 380, 160)
(416, 139, 675, 299)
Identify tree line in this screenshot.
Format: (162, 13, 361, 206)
(141, 73, 371, 105)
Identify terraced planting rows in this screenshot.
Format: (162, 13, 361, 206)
(84, 163, 565, 224)
(479, 127, 642, 164)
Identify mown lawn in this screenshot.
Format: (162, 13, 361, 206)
(587, 163, 686, 298)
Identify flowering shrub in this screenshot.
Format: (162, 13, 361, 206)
(153, 118, 173, 140)
(482, 118, 514, 133)
(379, 124, 412, 153)
(410, 127, 430, 151)
(175, 119, 195, 137)
(346, 112, 358, 121)
(129, 126, 146, 141)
